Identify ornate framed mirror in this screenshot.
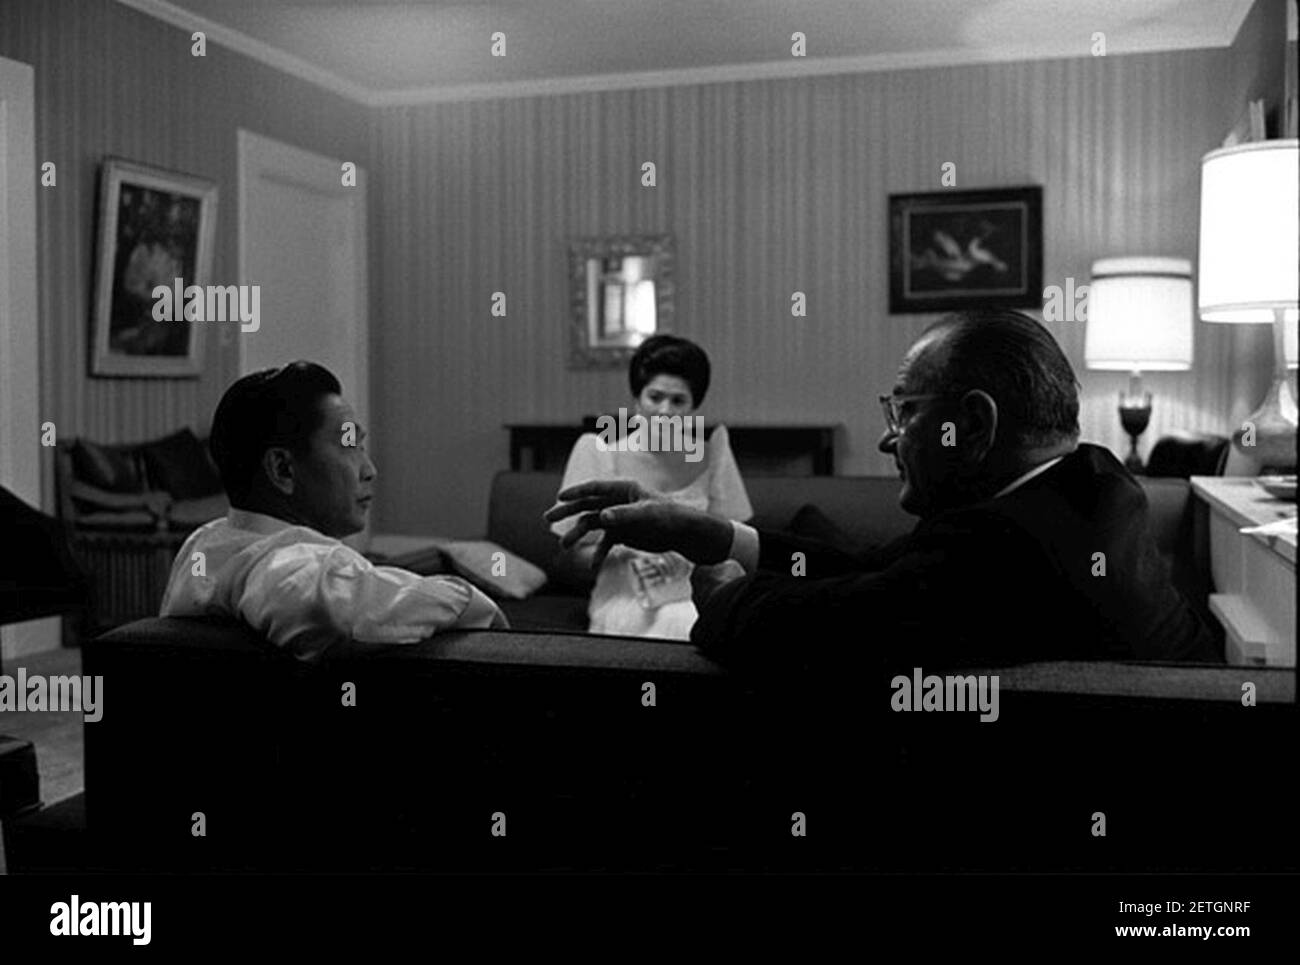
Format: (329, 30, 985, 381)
(567, 233, 674, 368)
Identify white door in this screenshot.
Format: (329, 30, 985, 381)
(237, 131, 370, 548)
(236, 130, 368, 420)
(0, 55, 60, 660)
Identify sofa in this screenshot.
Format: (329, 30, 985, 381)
(3, 616, 1291, 875)
(480, 470, 1217, 639)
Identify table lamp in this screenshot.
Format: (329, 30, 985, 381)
(1198, 139, 1300, 471)
(1085, 256, 1194, 471)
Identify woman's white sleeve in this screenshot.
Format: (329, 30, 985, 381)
(549, 434, 608, 543)
(707, 424, 753, 522)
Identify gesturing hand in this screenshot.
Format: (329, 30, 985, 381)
(544, 480, 735, 571)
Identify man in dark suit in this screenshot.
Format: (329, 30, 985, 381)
(545, 309, 1221, 671)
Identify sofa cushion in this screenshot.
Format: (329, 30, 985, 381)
(69, 479, 171, 516)
(740, 475, 916, 548)
(487, 471, 569, 572)
(436, 539, 547, 600)
(73, 509, 159, 530)
(141, 428, 223, 499)
(71, 439, 144, 494)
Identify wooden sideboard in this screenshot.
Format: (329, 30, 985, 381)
(1190, 476, 1296, 666)
(505, 422, 840, 476)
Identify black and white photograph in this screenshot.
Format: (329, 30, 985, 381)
(0, 0, 1296, 949)
(91, 158, 216, 377)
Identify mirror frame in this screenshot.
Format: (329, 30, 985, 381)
(567, 233, 674, 369)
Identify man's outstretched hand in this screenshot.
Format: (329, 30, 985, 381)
(544, 480, 735, 571)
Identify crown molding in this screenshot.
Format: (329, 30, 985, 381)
(113, 0, 373, 104)
(115, 0, 1253, 109)
(372, 35, 1239, 106)
(1224, 0, 1262, 42)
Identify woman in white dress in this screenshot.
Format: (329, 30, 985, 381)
(550, 336, 752, 639)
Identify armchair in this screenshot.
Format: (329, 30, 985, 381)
(53, 429, 228, 631)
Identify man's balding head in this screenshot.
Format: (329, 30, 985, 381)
(913, 310, 1081, 446)
(879, 309, 1080, 516)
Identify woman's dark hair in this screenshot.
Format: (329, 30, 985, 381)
(209, 361, 342, 505)
(921, 309, 1081, 447)
(628, 335, 712, 407)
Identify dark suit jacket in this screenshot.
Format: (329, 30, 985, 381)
(691, 444, 1221, 671)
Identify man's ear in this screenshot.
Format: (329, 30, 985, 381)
(957, 389, 998, 465)
(262, 447, 296, 496)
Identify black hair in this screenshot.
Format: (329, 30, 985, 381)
(919, 309, 1081, 447)
(628, 335, 712, 407)
(209, 361, 342, 505)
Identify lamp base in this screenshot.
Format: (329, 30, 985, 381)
(1119, 392, 1152, 474)
(1232, 374, 1298, 473)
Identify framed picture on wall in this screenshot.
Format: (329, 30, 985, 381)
(91, 158, 217, 377)
(888, 186, 1042, 314)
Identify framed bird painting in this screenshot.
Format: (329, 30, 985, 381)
(888, 186, 1042, 314)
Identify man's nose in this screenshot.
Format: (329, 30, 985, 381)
(878, 429, 899, 455)
(361, 455, 377, 481)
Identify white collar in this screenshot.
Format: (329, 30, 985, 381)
(227, 507, 306, 536)
(992, 456, 1065, 500)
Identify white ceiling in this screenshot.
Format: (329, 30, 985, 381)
(119, 0, 1256, 104)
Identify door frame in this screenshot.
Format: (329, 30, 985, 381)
(1, 54, 60, 660)
(0, 55, 38, 506)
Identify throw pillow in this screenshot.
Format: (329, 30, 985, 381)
(71, 439, 143, 493)
(435, 540, 547, 600)
(141, 428, 224, 500)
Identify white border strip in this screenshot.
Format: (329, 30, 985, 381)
(116, 0, 1255, 107)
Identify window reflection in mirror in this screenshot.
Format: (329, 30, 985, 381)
(587, 255, 656, 348)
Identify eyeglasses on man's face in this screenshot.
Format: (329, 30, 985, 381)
(878, 393, 946, 435)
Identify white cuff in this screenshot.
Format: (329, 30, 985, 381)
(728, 521, 761, 574)
(455, 580, 507, 628)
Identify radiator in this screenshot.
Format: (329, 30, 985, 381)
(72, 533, 185, 631)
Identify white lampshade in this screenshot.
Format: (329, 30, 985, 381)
(1198, 140, 1300, 324)
(1084, 257, 1194, 371)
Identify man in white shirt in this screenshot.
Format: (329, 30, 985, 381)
(161, 361, 504, 660)
(545, 309, 1218, 668)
